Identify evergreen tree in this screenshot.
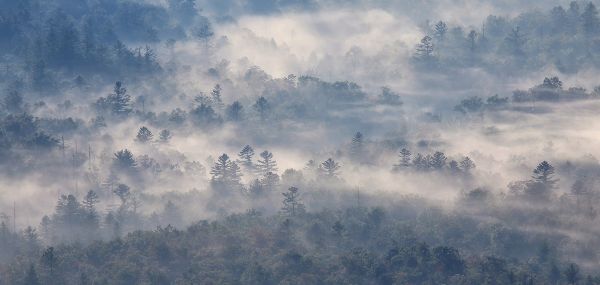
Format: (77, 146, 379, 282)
(113, 149, 137, 170)
(159, 129, 172, 142)
(136, 126, 153, 143)
(505, 27, 526, 57)
(191, 104, 221, 126)
(394, 148, 411, 170)
(41, 247, 56, 277)
(532, 161, 558, 190)
(261, 171, 280, 192)
(82, 190, 99, 214)
(23, 264, 40, 285)
(210, 154, 243, 186)
(430, 151, 447, 170)
(256, 151, 278, 176)
(253, 97, 270, 120)
(211, 84, 224, 111)
(226, 101, 244, 121)
(349, 132, 364, 161)
(238, 145, 255, 172)
(582, 2, 600, 35)
(281, 187, 305, 217)
(542, 77, 563, 89)
(459, 157, 476, 172)
(320, 158, 340, 178)
(434, 21, 448, 41)
(415, 36, 435, 61)
(114, 184, 131, 205)
(467, 30, 477, 53)
(412, 153, 428, 171)
(107, 81, 132, 116)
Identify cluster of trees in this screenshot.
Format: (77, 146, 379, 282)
(393, 148, 476, 174)
(0, 204, 597, 284)
(508, 161, 559, 202)
(209, 145, 343, 197)
(454, 76, 600, 115)
(414, 2, 600, 73)
(0, 0, 220, 96)
(513, 77, 600, 102)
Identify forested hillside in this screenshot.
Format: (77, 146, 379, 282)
(1, 0, 600, 284)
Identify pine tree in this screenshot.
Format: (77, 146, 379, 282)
(412, 153, 427, 171)
(394, 148, 411, 170)
(460, 157, 476, 172)
(430, 151, 447, 170)
(253, 97, 270, 120)
(320, 158, 340, 178)
(281, 187, 305, 217)
(211, 153, 231, 182)
(210, 154, 243, 186)
(159, 129, 172, 142)
(41, 247, 56, 277)
(582, 3, 600, 35)
(211, 84, 224, 111)
(256, 151, 278, 176)
(261, 171, 280, 192)
(82, 190, 99, 213)
(349, 132, 364, 160)
(136, 126, 153, 143)
(108, 81, 132, 116)
(467, 30, 477, 53)
(415, 36, 434, 61)
(114, 184, 131, 205)
(532, 161, 558, 190)
(434, 21, 448, 41)
(226, 101, 244, 121)
(238, 145, 255, 172)
(505, 27, 526, 56)
(113, 149, 137, 170)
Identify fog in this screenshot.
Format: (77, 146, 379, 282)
(1, 0, 600, 283)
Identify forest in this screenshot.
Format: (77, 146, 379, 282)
(2, 0, 600, 284)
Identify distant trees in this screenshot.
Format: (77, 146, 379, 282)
(582, 3, 600, 35)
(509, 161, 558, 202)
(281, 187, 305, 217)
(253, 97, 270, 120)
(393, 149, 475, 175)
(238, 145, 255, 173)
(349, 132, 364, 161)
(95, 82, 132, 117)
(429, 151, 447, 170)
(531, 161, 558, 190)
(159, 129, 172, 142)
(191, 103, 221, 126)
(210, 154, 242, 188)
(136, 126, 153, 143)
(455, 94, 510, 113)
(211, 84, 224, 111)
(226, 101, 244, 121)
(394, 148, 412, 170)
(2, 91, 24, 114)
(377, 87, 403, 105)
(415, 36, 435, 62)
(320, 158, 340, 179)
(434, 21, 448, 41)
(256, 151, 278, 176)
(113, 149, 137, 170)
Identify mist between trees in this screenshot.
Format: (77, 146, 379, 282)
(2, 0, 600, 284)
